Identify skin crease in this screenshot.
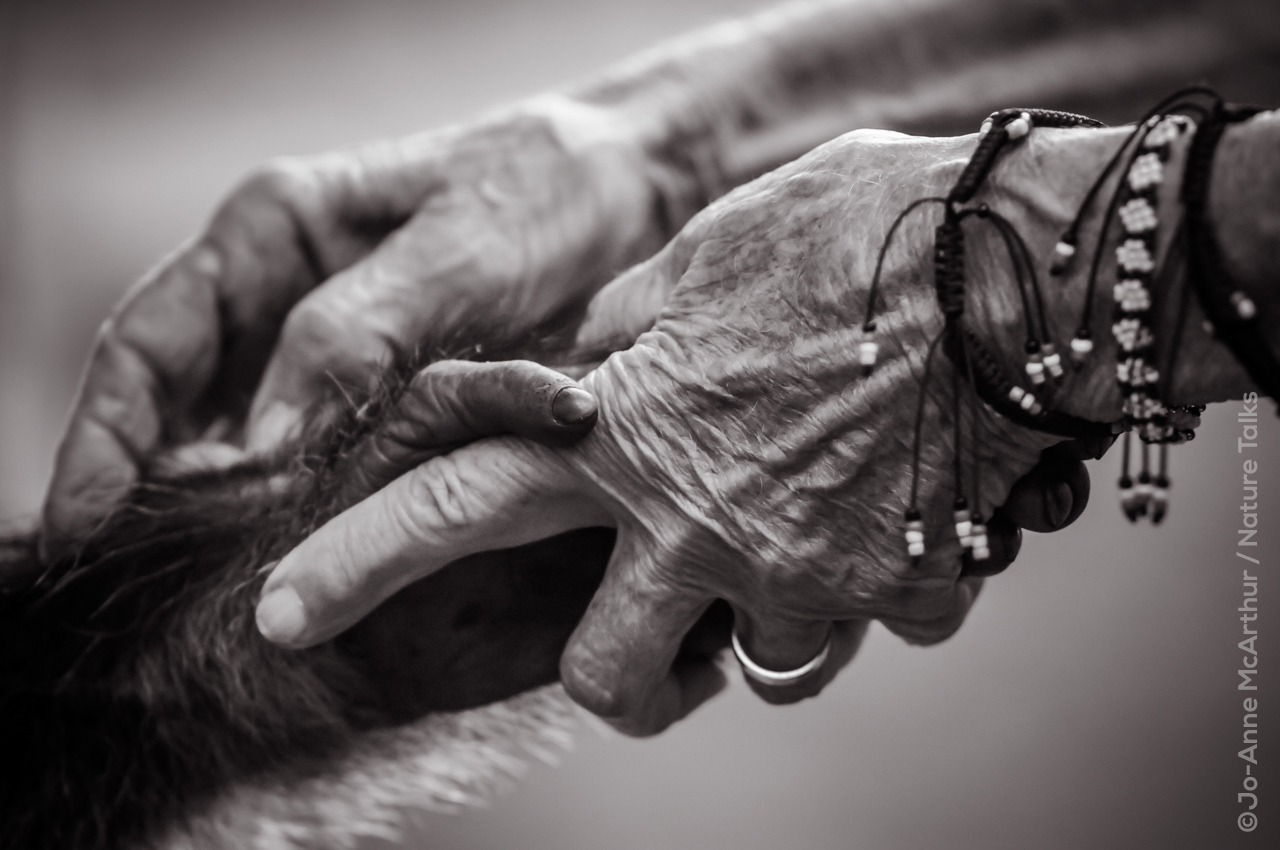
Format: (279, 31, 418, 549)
(261, 113, 1277, 736)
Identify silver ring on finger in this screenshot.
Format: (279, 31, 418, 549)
(731, 624, 831, 686)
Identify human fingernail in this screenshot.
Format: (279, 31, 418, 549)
(256, 585, 307, 645)
(552, 386, 598, 425)
(1045, 480, 1073, 529)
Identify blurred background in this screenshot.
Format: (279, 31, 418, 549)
(1, 0, 1276, 847)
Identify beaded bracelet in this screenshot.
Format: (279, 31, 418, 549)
(858, 87, 1269, 568)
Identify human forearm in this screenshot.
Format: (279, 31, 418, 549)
(966, 109, 1280, 425)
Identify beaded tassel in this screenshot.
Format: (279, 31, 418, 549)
(1041, 342, 1064, 380)
(1050, 238, 1077, 275)
(954, 499, 973, 549)
(1007, 385, 1043, 416)
(1025, 341, 1046, 385)
(969, 516, 990, 562)
(904, 509, 925, 562)
(1231, 291, 1257, 320)
(1151, 444, 1171, 524)
(858, 322, 879, 375)
(1134, 442, 1153, 516)
(1070, 330, 1093, 362)
(1119, 431, 1143, 522)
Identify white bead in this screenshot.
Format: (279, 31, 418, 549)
(1009, 386, 1026, 403)
(1127, 152, 1164, 191)
(1071, 337, 1093, 355)
(1043, 352, 1063, 377)
(858, 340, 879, 366)
(955, 520, 973, 538)
(1019, 391, 1037, 411)
(1006, 114, 1031, 140)
(1232, 291, 1258, 320)
(1026, 361, 1046, 384)
(1054, 241, 1076, 261)
(908, 541, 926, 557)
(1116, 239, 1155, 274)
(1118, 197, 1158, 234)
(970, 524, 989, 561)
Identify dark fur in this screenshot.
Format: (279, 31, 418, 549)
(0, 344, 618, 850)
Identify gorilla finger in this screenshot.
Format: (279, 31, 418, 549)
(344, 360, 597, 495)
(1000, 449, 1090, 533)
(879, 578, 984, 646)
(569, 225, 708, 359)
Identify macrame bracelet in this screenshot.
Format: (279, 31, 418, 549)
(858, 88, 1272, 565)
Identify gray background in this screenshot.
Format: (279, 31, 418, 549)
(1, 1, 1275, 848)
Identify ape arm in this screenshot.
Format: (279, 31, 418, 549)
(570, 0, 1280, 203)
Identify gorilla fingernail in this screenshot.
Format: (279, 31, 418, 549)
(552, 386, 598, 426)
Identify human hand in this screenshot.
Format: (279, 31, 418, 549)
(256, 126, 1137, 734)
(41, 94, 684, 556)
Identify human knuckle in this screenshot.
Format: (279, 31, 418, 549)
(278, 300, 352, 367)
(238, 156, 314, 204)
(560, 660, 631, 719)
(401, 456, 482, 536)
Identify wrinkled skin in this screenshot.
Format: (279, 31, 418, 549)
(41, 95, 676, 554)
(259, 126, 1164, 734)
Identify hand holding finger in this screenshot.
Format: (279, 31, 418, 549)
(341, 359, 598, 499)
(559, 530, 726, 737)
(998, 441, 1092, 534)
(256, 437, 608, 648)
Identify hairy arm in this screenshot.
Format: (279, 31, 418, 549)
(572, 0, 1280, 199)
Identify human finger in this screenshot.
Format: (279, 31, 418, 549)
(342, 360, 598, 498)
(255, 437, 608, 649)
(732, 610, 869, 706)
(559, 531, 724, 737)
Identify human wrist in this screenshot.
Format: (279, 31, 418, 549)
(969, 118, 1264, 430)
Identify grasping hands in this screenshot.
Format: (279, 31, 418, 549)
(41, 95, 680, 555)
(257, 127, 1116, 734)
